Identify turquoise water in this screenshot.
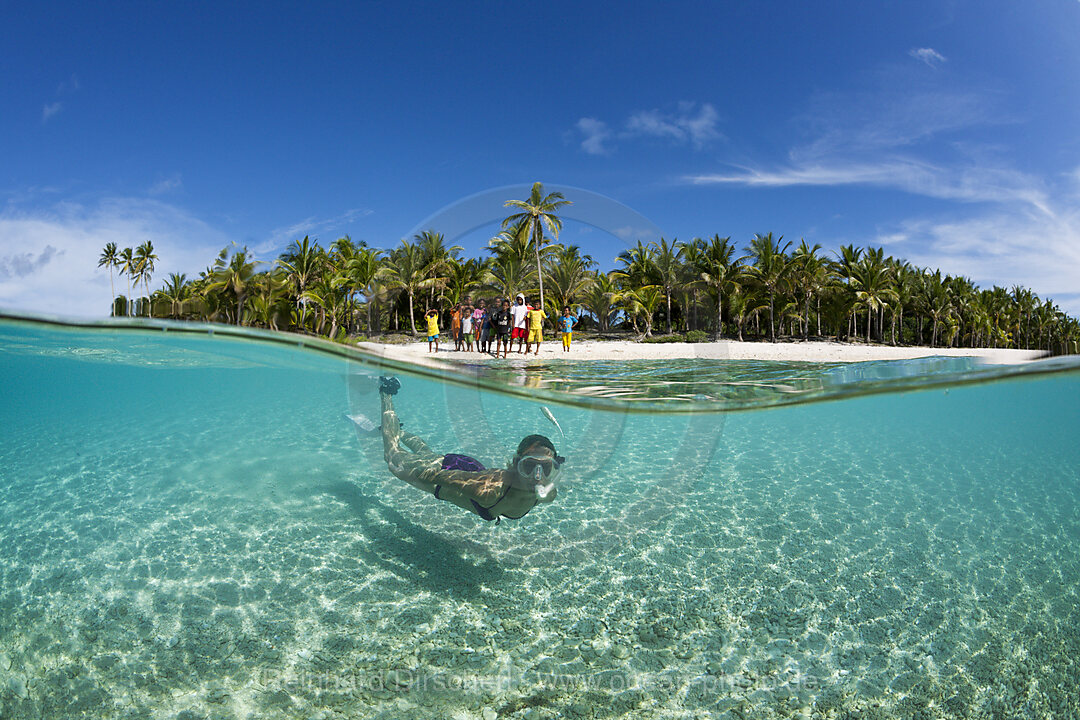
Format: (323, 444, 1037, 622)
(1, 315, 1079, 720)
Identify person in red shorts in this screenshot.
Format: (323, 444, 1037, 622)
(510, 293, 530, 354)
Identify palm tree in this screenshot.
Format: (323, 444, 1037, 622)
(651, 237, 682, 334)
(415, 230, 462, 308)
(851, 249, 897, 343)
(207, 246, 262, 325)
(545, 245, 595, 315)
(791, 239, 830, 340)
(697, 234, 741, 341)
(487, 252, 532, 301)
(745, 232, 792, 341)
(503, 182, 572, 312)
(621, 285, 663, 337)
(134, 241, 159, 317)
(345, 246, 384, 335)
(119, 246, 136, 316)
(443, 257, 486, 307)
(277, 236, 325, 326)
(98, 243, 121, 315)
(834, 244, 863, 339)
(382, 239, 430, 335)
(580, 271, 620, 332)
(727, 286, 767, 341)
(156, 273, 193, 319)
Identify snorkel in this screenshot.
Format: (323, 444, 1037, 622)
(534, 465, 555, 500)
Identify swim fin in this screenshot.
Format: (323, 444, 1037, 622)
(344, 412, 378, 433)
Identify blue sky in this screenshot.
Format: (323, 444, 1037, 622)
(2, 1, 1079, 316)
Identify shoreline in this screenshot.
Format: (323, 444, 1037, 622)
(357, 338, 1046, 366)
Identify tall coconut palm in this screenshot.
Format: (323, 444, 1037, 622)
(443, 257, 486, 306)
(484, 251, 531, 301)
(207, 246, 262, 325)
(415, 230, 462, 307)
(382, 239, 429, 335)
(134, 241, 158, 317)
(503, 182, 572, 312)
(745, 232, 792, 341)
(697, 235, 742, 340)
(118, 247, 137, 316)
(345, 246, 384, 335)
(277, 236, 324, 325)
(791, 240, 829, 340)
(621, 285, 663, 337)
(580, 271, 620, 332)
(650, 237, 682, 334)
(851, 250, 896, 343)
(545, 245, 595, 314)
(98, 243, 121, 314)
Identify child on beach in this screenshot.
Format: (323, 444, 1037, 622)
(451, 305, 463, 351)
(511, 294, 529, 354)
(559, 306, 576, 352)
(525, 304, 547, 355)
(424, 309, 440, 353)
(492, 299, 513, 358)
(461, 303, 474, 352)
(472, 301, 486, 352)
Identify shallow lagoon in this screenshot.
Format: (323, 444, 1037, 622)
(1, 316, 1078, 719)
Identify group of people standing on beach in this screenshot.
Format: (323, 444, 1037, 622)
(423, 293, 577, 356)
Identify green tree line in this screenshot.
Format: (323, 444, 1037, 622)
(96, 183, 1079, 355)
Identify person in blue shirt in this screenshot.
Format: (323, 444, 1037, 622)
(559, 306, 577, 352)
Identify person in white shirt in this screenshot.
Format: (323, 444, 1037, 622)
(510, 293, 530, 354)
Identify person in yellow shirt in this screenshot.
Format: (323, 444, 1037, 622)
(525, 304, 546, 355)
(424, 308, 440, 353)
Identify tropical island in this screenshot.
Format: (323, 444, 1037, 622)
(96, 183, 1078, 362)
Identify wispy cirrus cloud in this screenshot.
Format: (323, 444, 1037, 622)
(149, 174, 183, 195)
(909, 47, 947, 67)
(681, 52, 1080, 312)
(257, 208, 374, 255)
(687, 160, 1053, 216)
(41, 74, 80, 124)
(573, 102, 721, 154)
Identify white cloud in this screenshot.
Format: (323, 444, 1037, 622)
(909, 47, 947, 67)
(625, 102, 721, 148)
(874, 205, 1080, 315)
(42, 102, 63, 122)
(576, 117, 611, 155)
(149, 174, 183, 195)
(572, 102, 722, 154)
(0, 198, 236, 317)
(687, 160, 1053, 215)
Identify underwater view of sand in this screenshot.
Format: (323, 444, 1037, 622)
(1, 321, 1078, 719)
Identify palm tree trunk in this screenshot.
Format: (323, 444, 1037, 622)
(666, 290, 672, 335)
(769, 293, 775, 341)
(408, 291, 418, 335)
(715, 290, 723, 341)
(534, 218, 545, 312)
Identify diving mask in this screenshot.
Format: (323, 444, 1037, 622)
(516, 453, 564, 499)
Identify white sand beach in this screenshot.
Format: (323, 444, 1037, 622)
(357, 338, 1045, 366)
